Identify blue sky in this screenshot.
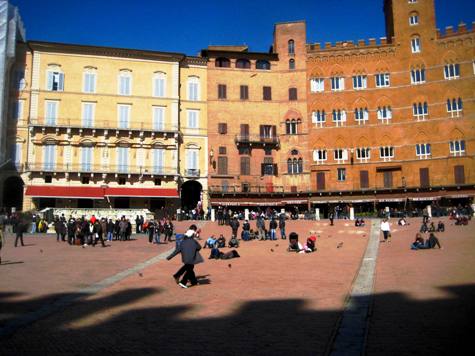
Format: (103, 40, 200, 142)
(11, 0, 475, 55)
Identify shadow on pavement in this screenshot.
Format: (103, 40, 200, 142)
(0, 284, 473, 355)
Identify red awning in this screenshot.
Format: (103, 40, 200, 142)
(25, 186, 104, 199)
(104, 187, 179, 198)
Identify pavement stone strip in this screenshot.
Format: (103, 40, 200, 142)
(0, 217, 474, 355)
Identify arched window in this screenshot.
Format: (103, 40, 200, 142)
(286, 119, 298, 135)
(411, 35, 421, 53)
(215, 57, 230, 68)
(288, 39, 295, 54)
(287, 157, 303, 174)
(236, 59, 251, 69)
(409, 11, 419, 25)
(256, 60, 271, 70)
(289, 59, 295, 70)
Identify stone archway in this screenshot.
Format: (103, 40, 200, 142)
(181, 180, 202, 211)
(2, 176, 24, 210)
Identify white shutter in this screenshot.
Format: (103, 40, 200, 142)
(153, 148, 164, 173)
(313, 150, 318, 161)
(341, 110, 347, 122)
(153, 106, 165, 130)
(339, 77, 345, 90)
(342, 149, 348, 160)
(363, 109, 369, 120)
(46, 101, 58, 125)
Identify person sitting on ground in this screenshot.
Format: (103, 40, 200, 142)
(428, 222, 436, 233)
(398, 217, 407, 226)
(354, 218, 360, 227)
(411, 233, 425, 250)
(249, 229, 257, 240)
(228, 235, 239, 248)
(217, 234, 226, 248)
(288, 232, 303, 252)
(304, 235, 317, 253)
(208, 246, 240, 260)
(437, 221, 445, 232)
(420, 222, 428, 233)
(203, 235, 217, 249)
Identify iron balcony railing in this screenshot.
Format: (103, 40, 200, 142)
(26, 163, 178, 176)
(29, 117, 179, 133)
(234, 134, 280, 146)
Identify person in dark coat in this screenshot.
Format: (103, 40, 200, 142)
(167, 226, 202, 288)
(14, 219, 25, 247)
(230, 217, 240, 238)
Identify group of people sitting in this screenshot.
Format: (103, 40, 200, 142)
(411, 233, 442, 250)
(288, 232, 317, 253)
(203, 234, 241, 260)
(419, 220, 445, 233)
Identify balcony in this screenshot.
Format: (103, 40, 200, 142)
(26, 163, 179, 176)
(29, 118, 180, 136)
(184, 168, 200, 177)
(234, 134, 280, 148)
(209, 185, 312, 194)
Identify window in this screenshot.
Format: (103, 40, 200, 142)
(218, 147, 227, 155)
(117, 146, 129, 173)
(449, 140, 465, 156)
(416, 143, 431, 159)
(411, 37, 421, 53)
(354, 107, 369, 125)
(12, 100, 24, 121)
(240, 124, 249, 140)
(82, 102, 95, 127)
(411, 67, 426, 84)
(153, 72, 166, 97)
(45, 100, 58, 126)
(81, 146, 93, 172)
(12, 142, 21, 169)
(375, 73, 390, 87)
(240, 156, 250, 175)
(454, 165, 465, 184)
(14, 69, 26, 90)
(444, 63, 460, 80)
(337, 168, 346, 181)
(286, 119, 298, 135)
(256, 60, 271, 70)
(288, 158, 303, 175)
(352, 75, 367, 90)
(263, 86, 272, 100)
(262, 157, 276, 176)
(413, 102, 428, 120)
(408, 0, 417, 3)
(187, 109, 199, 129)
(43, 144, 56, 171)
(409, 14, 419, 25)
(186, 149, 199, 170)
(187, 76, 200, 101)
(446, 98, 463, 117)
(118, 71, 132, 95)
(313, 149, 327, 163)
(289, 59, 295, 70)
(356, 147, 371, 162)
(152, 148, 165, 174)
(117, 104, 131, 129)
(218, 123, 227, 134)
(260, 125, 276, 140)
(236, 59, 251, 69)
(334, 148, 348, 163)
(153, 106, 165, 130)
(46, 70, 64, 91)
(83, 70, 96, 93)
(215, 57, 230, 68)
(312, 110, 326, 127)
(289, 87, 297, 100)
(310, 78, 324, 92)
(331, 76, 345, 91)
(332, 109, 347, 126)
(288, 39, 295, 54)
(379, 146, 394, 161)
(377, 106, 392, 123)
(240, 85, 249, 100)
(217, 156, 228, 175)
(218, 84, 227, 99)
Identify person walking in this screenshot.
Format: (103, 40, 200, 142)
(329, 211, 334, 226)
(167, 226, 203, 288)
(230, 217, 240, 239)
(380, 218, 391, 242)
(0, 223, 4, 264)
(269, 216, 278, 241)
(278, 213, 286, 239)
(256, 214, 266, 241)
(14, 218, 25, 247)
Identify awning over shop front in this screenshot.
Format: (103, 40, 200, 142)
(104, 187, 179, 198)
(25, 186, 104, 199)
(25, 186, 179, 199)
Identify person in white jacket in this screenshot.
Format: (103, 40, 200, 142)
(380, 218, 391, 242)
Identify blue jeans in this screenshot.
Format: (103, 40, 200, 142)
(107, 232, 113, 241)
(154, 233, 161, 244)
(243, 231, 250, 241)
(270, 229, 277, 240)
(30, 223, 36, 234)
(280, 227, 286, 239)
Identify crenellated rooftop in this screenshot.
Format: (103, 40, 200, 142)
(436, 21, 475, 39)
(306, 36, 395, 53)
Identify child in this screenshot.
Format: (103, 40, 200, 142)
(304, 235, 317, 253)
(288, 232, 302, 252)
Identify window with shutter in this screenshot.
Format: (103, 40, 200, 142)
(218, 146, 226, 155)
(218, 123, 227, 134)
(360, 170, 369, 188)
(240, 85, 249, 100)
(218, 84, 227, 99)
(240, 157, 250, 175)
(218, 156, 228, 175)
(289, 88, 297, 100)
(263, 86, 272, 100)
(419, 168, 429, 187)
(454, 165, 465, 184)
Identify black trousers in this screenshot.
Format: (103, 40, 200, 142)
(174, 264, 197, 286)
(15, 234, 24, 247)
(92, 234, 106, 247)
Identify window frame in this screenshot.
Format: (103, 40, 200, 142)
(415, 143, 431, 159)
(379, 146, 395, 161)
(313, 149, 327, 164)
(449, 140, 466, 156)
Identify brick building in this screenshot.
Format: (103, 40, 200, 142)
(204, 21, 311, 210)
(307, 0, 475, 215)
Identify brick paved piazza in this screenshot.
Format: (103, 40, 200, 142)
(1, 218, 474, 355)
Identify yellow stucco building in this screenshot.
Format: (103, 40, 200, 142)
(4, 41, 208, 213)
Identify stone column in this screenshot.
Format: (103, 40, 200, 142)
(211, 208, 215, 222)
(350, 207, 355, 220)
(245, 208, 249, 221)
(315, 208, 320, 220)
